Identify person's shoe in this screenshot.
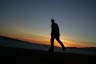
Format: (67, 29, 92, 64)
(48, 48, 54, 52)
(62, 47, 66, 51)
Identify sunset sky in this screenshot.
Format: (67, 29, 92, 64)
(0, 0, 96, 47)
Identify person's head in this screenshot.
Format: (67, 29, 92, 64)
(51, 19, 55, 23)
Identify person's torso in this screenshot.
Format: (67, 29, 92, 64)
(51, 23, 60, 36)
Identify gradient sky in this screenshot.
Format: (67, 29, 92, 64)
(0, 0, 96, 47)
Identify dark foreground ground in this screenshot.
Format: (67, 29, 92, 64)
(0, 46, 96, 64)
(0, 36, 96, 64)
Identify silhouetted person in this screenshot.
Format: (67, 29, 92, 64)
(49, 19, 66, 52)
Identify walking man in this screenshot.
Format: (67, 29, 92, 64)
(49, 19, 66, 52)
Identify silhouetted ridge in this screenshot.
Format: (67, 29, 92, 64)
(0, 35, 27, 43)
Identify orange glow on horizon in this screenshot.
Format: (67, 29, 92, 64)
(0, 33, 95, 48)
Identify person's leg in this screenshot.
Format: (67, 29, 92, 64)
(49, 36, 54, 52)
(56, 36, 66, 51)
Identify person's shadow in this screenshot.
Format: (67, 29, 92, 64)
(49, 19, 66, 52)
